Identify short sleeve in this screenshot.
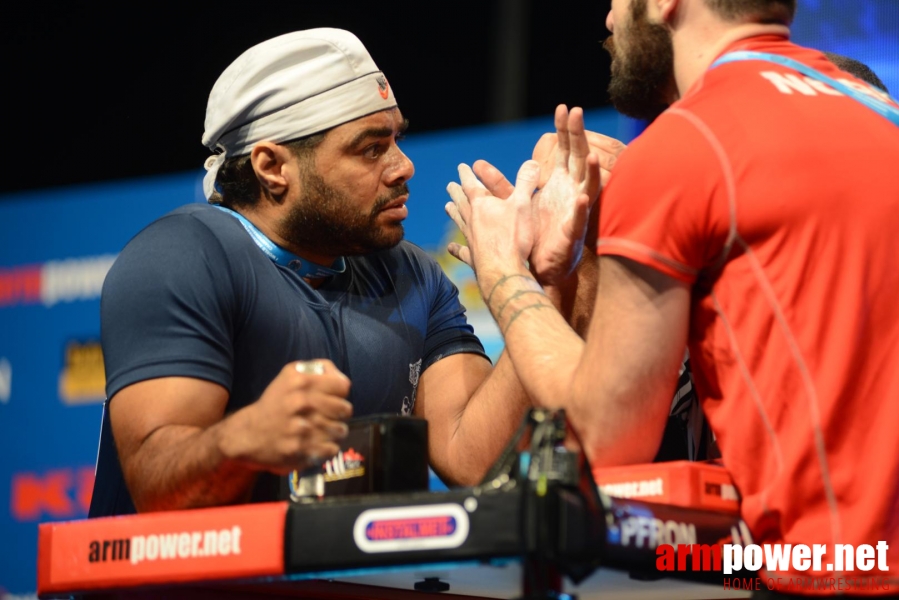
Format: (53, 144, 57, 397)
(418, 252, 488, 370)
(597, 110, 732, 284)
(101, 214, 237, 398)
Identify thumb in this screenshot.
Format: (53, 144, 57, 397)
(566, 192, 592, 243)
(473, 160, 515, 199)
(532, 133, 558, 161)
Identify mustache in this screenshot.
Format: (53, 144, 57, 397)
(602, 35, 616, 56)
(372, 183, 410, 212)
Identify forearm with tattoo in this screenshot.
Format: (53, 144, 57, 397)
(482, 271, 555, 335)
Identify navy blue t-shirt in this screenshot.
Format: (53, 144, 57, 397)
(89, 204, 485, 517)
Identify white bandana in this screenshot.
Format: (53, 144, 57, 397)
(201, 28, 397, 200)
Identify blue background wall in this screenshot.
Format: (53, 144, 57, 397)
(2, 2, 897, 595)
(791, 0, 899, 95)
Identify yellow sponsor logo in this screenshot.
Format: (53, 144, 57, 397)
(59, 340, 106, 405)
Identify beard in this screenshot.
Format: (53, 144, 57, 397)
(604, 0, 676, 122)
(279, 166, 408, 257)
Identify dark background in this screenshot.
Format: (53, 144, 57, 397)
(1, 0, 614, 196)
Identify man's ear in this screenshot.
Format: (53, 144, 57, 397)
(250, 141, 294, 200)
(657, 0, 679, 23)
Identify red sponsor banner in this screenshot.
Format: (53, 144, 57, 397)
(37, 501, 288, 595)
(0, 255, 116, 308)
(0, 264, 41, 307)
(11, 467, 94, 521)
(594, 460, 740, 514)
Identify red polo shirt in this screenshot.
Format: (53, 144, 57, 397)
(598, 35, 899, 591)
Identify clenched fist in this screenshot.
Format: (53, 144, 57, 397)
(221, 360, 353, 474)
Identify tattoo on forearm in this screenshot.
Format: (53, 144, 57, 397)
(496, 289, 547, 319)
(485, 274, 537, 307)
(502, 302, 554, 335)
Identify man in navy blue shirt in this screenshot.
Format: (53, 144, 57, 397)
(90, 28, 607, 517)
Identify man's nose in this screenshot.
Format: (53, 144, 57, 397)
(386, 145, 415, 184)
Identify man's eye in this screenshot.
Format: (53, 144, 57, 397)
(364, 144, 385, 158)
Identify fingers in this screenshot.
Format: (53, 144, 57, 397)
(304, 409, 351, 440)
(533, 133, 559, 188)
(554, 104, 570, 170)
(445, 201, 466, 235)
(445, 182, 472, 237)
(583, 152, 602, 208)
(542, 108, 609, 191)
(533, 129, 624, 164)
(284, 359, 351, 397)
(447, 242, 473, 268)
(584, 197, 601, 252)
(473, 160, 515, 199)
(274, 406, 349, 473)
(251, 361, 356, 474)
(458, 163, 488, 201)
(512, 160, 541, 200)
(585, 131, 627, 157)
(532, 132, 558, 162)
(458, 160, 537, 205)
(586, 133, 624, 177)
(287, 392, 353, 466)
(441, 170, 474, 268)
(567, 107, 589, 182)
(296, 391, 353, 421)
(566, 192, 593, 250)
(537, 135, 623, 179)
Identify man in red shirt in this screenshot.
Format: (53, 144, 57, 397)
(448, 0, 899, 595)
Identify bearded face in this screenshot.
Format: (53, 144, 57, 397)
(279, 162, 408, 257)
(604, 0, 677, 121)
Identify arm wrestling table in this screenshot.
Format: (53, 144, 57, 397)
(37, 411, 752, 600)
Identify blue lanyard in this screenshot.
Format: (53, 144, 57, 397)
(214, 205, 346, 279)
(711, 50, 899, 127)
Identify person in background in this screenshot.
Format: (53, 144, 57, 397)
(824, 51, 890, 93)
